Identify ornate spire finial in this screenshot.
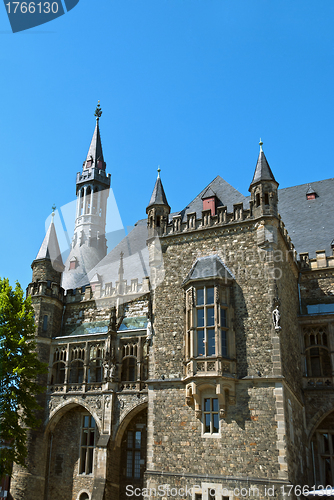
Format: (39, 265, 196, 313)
(259, 138, 263, 152)
(51, 204, 56, 222)
(94, 101, 102, 121)
(157, 166, 161, 178)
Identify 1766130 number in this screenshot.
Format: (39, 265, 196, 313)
(6, 2, 59, 13)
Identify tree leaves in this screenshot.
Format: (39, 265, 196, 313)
(0, 278, 47, 477)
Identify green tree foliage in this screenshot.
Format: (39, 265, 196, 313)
(0, 278, 47, 477)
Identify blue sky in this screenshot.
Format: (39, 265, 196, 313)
(1, 0, 334, 289)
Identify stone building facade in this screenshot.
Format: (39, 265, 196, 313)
(9, 113, 334, 500)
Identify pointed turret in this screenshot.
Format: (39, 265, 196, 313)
(146, 168, 170, 236)
(83, 102, 105, 170)
(147, 168, 170, 209)
(249, 140, 277, 188)
(249, 140, 279, 218)
(62, 103, 111, 291)
(31, 207, 64, 284)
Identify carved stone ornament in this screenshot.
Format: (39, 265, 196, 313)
(186, 395, 193, 406)
(219, 408, 226, 419)
(195, 409, 202, 419)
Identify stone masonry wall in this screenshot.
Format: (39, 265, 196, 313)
(151, 222, 279, 381)
(147, 382, 279, 477)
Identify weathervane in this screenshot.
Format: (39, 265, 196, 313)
(51, 204, 56, 221)
(94, 100, 102, 120)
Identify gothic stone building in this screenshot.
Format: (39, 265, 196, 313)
(10, 111, 334, 500)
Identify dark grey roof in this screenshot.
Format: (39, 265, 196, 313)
(201, 187, 216, 199)
(249, 150, 277, 189)
(84, 120, 105, 168)
(147, 176, 170, 209)
(35, 220, 64, 272)
(179, 175, 247, 222)
(277, 178, 334, 258)
(183, 255, 234, 285)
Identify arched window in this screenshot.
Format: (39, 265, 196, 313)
(69, 360, 84, 384)
(80, 188, 84, 215)
(79, 415, 96, 475)
(264, 192, 269, 205)
(304, 326, 331, 378)
(311, 411, 334, 486)
(79, 493, 89, 500)
(51, 362, 65, 385)
(88, 359, 103, 383)
(121, 357, 136, 382)
(85, 186, 91, 214)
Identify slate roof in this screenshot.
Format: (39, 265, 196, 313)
(84, 119, 105, 168)
(249, 149, 277, 189)
(277, 178, 334, 259)
(147, 176, 170, 209)
(179, 175, 247, 223)
(178, 173, 334, 259)
(75, 219, 151, 290)
(35, 220, 64, 272)
(61, 244, 105, 291)
(183, 255, 234, 285)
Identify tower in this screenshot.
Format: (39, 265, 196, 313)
(249, 140, 279, 218)
(146, 167, 170, 237)
(62, 103, 111, 290)
(10, 210, 65, 500)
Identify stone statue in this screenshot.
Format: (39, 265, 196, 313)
(109, 362, 116, 381)
(146, 319, 153, 342)
(103, 361, 110, 381)
(272, 306, 281, 331)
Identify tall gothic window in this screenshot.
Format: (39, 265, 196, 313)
(304, 326, 331, 378)
(126, 430, 142, 479)
(185, 284, 231, 360)
(121, 357, 137, 382)
(79, 415, 96, 475)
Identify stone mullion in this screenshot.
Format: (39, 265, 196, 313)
(83, 186, 87, 215)
(89, 185, 93, 215)
(327, 321, 334, 382)
(76, 188, 81, 219)
(137, 337, 142, 382)
(215, 286, 220, 358)
(83, 341, 89, 389)
(64, 342, 70, 392)
(97, 187, 101, 217)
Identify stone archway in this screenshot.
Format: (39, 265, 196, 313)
(310, 409, 334, 487)
(44, 403, 100, 500)
(105, 403, 148, 500)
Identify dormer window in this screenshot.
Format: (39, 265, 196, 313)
(306, 185, 317, 200)
(201, 187, 217, 216)
(69, 257, 78, 270)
